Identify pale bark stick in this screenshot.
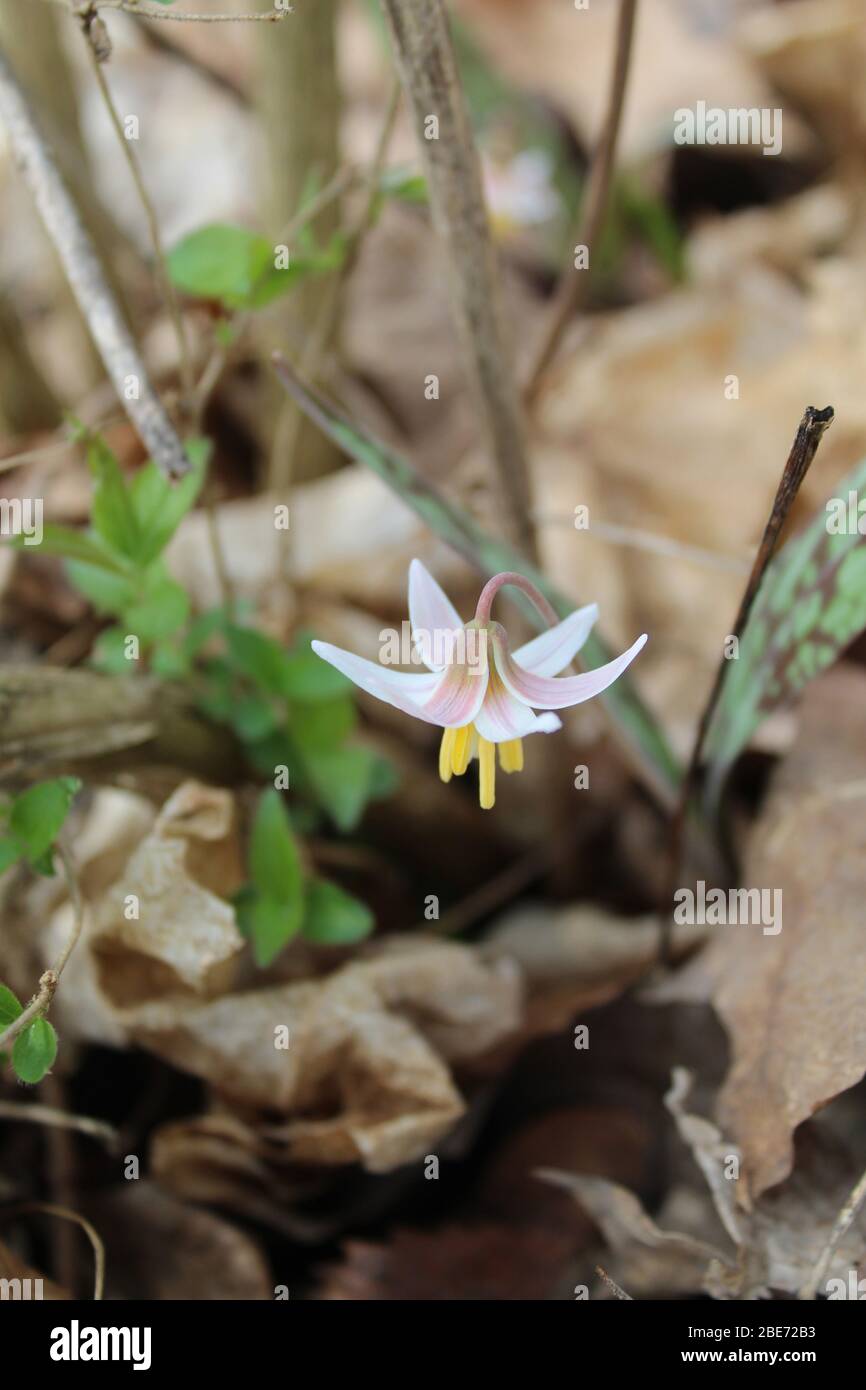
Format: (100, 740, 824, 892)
(379, 0, 537, 560)
(0, 46, 191, 477)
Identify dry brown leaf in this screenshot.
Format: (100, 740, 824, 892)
(316, 1222, 576, 1301)
(483, 903, 705, 1033)
(134, 938, 521, 1172)
(44, 782, 245, 1045)
(657, 669, 866, 1199)
(82, 1182, 271, 1301)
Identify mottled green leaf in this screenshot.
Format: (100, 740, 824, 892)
(703, 456, 866, 805)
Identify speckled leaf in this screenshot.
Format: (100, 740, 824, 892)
(703, 456, 866, 805)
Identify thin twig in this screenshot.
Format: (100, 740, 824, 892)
(0, 47, 190, 477)
(0, 1100, 117, 1149)
(596, 1264, 633, 1300)
(523, 0, 639, 406)
(78, 15, 194, 407)
(0, 1201, 104, 1299)
(799, 1164, 866, 1300)
(48, 0, 286, 22)
(270, 83, 402, 577)
(660, 405, 834, 963)
(380, 0, 537, 559)
(0, 844, 85, 1052)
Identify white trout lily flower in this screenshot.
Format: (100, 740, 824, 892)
(311, 561, 647, 810)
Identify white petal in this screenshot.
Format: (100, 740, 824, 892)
(474, 672, 562, 742)
(311, 640, 442, 723)
(494, 630, 648, 709)
(408, 558, 463, 670)
(511, 603, 599, 676)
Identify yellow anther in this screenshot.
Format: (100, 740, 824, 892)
(498, 738, 524, 773)
(478, 736, 496, 809)
(451, 724, 472, 775)
(439, 727, 457, 782)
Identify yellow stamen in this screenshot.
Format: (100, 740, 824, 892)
(478, 736, 496, 809)
(451, 724, 472, 775)
(439, 727, 457, 782)
(499, 738, 524, 773)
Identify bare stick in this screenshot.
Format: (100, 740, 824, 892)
(77, 15, 194, 406)
(0, 46, 190, 477)
(47, 0, 286, 22)
(379, 0, 537, 559)
(0, 1100, 116, 1148)
(596, 1265, 633, 1300)
(523, 0, 639, 406)
(799, 1163, 866, 1300)
(660, 405, 834, 962)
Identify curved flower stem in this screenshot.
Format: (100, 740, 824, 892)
(474, 571, 560, 630)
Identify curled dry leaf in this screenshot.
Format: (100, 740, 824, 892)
(43, 781, 245, 1045)
(137, 938, 521, 1172)
(38, 783, 522, 1174)
(541, 1068, 866, 1299)
(657, 668, 866, 1198)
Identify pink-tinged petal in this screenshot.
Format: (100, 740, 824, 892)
(419, 656, 489, 728)
(475, 668, 562, 742)
(408, 558, 464, 669)
(511, 603, 598, 676)
(311, 640, 442, 724)
(493, 628, 648, 709)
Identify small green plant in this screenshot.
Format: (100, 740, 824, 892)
(234, 788, 374, 966)
(0, 776, 81, 1085)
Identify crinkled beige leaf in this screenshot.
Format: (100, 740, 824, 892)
(134, 939, 521, 1172)
(44, 781, 244, 1044)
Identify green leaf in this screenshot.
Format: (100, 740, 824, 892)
(231, 694, 282, 743)
(0, 838, 23, 875)
(128, 440, 208, 565)
(290, 695, 356, 751)
(92, 625, 134, 674)
(10, 777, 81, 864)
(379, 166, 428, 204)
(235, 890, 303, 969)
(168, 224, 276, 310)
(248, 789, 303, 904)
(302, 879, 374, 946)
(272, 362, 680, 799)
(703, 456, 866, 808)
(23, 525, 131, 576)
(281, 640, 350, 701)
(0, 983, 22, 1028)
(225, 624, 294, 695)
(12, 1018, 57, 1084)
(125, 573, 190, 642)
(88, 436, 142, 560)
(302, 744, 383, 831)
(66, 559, 138, 616)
